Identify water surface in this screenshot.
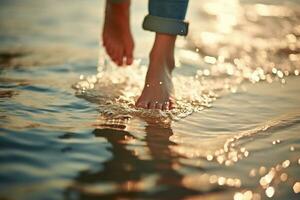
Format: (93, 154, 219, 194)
(1, 0, 300, 199)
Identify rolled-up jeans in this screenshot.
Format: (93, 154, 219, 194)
(109, 0, 189, 36)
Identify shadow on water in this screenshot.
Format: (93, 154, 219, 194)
(64, 122, 223, 200)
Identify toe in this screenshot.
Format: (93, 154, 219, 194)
(162, 102, 170, 110)
(115, 48, 123, 66)
(126, 55, 133, 65)
(105, 42, 113, 59)
(111, 46, 119, 64)
(107, 48, 115, 63)
(169, 100, 176, 110)
(138, 102, 149, 109)
(156, 102, 163, 110)
(135, 99, 148, 109)
(149, 102, 157, 109)
(124, 47, 133, 65)
(119, 48, 125, 66)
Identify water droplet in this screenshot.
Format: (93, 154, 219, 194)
(293, 182, 300, 193)
(265, 186, 275, 198)
(234, 179, 242, 187)
(216, 155, 224, 164)
(272, 139, 281, 145)
(234, 192, 243, 200)
(204, 56, 217, 64)
(280, 173, 288, 182)
(290, 146, 295, 151)
(218, 177, 226, 185)
(209, 175, 218, 184)
(249, 169, 256, 177)
(206, 154, 213, 161)
(282, 160, 290, 168)
(203, 69, 210, 76)
(225, 160, 232, 166)
(277, 70, 284, 78)
(226, 178, 235, 187)
(275, 164, 282, 171)
(286, 34, 297, 43)
(244, 191, 253, 200)
(284, 70, 289, 76)
(259, 166, 267, 175)
(233, 190, 253, 200)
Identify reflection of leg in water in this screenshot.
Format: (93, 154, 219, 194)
(145, 124, 199, 198)
(65, 125, 198, 199)
(65, 128, 152, 199)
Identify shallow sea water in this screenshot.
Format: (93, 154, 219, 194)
(1, 0, 300, 199)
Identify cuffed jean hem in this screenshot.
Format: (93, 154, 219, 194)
(142, 15, 189, 36)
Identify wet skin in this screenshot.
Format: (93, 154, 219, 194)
(102, 0, 176, 110)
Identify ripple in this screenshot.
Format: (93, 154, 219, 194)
(1, 0, 300, 200)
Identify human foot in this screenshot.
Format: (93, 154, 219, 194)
(136, 34, 176, 110)
(102, 0, 134, 66)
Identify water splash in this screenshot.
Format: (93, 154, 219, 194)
(73, 54, 219, 124)
(74, 1, 300, 125)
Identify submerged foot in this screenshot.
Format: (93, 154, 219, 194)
(136, 34, 176, 110)
(102, 0, 134, 66)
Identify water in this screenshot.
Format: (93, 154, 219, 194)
(1, 0, 300, 199)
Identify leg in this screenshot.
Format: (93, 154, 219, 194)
(136, 33, 176, 110)
(136, 0, 189, 110)
(102, 0, 134, 66)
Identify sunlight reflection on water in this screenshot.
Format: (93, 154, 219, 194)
(72, 1, 300, 199)
(1, 0, 300, 200)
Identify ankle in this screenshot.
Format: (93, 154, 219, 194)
(107, 0, 130, 7)
(150, 33, 176, 65)
(153, 33, 176, 50)
(150, 49, 174, 64)
(149, 52, 175, 75)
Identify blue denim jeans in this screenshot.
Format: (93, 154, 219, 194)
(110, 0, 189, 36)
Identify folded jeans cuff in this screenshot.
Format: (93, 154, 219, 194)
(142, 15, 189, 36)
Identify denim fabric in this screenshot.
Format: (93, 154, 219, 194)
(109, 0, 189, 36)
(148, 0, 188, 21)
(144, 0, 189, 35)
(142, 14, 189, 36)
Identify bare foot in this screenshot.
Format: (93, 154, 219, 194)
(136, 34, 176, 110)
(102, 0, 134, 66)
